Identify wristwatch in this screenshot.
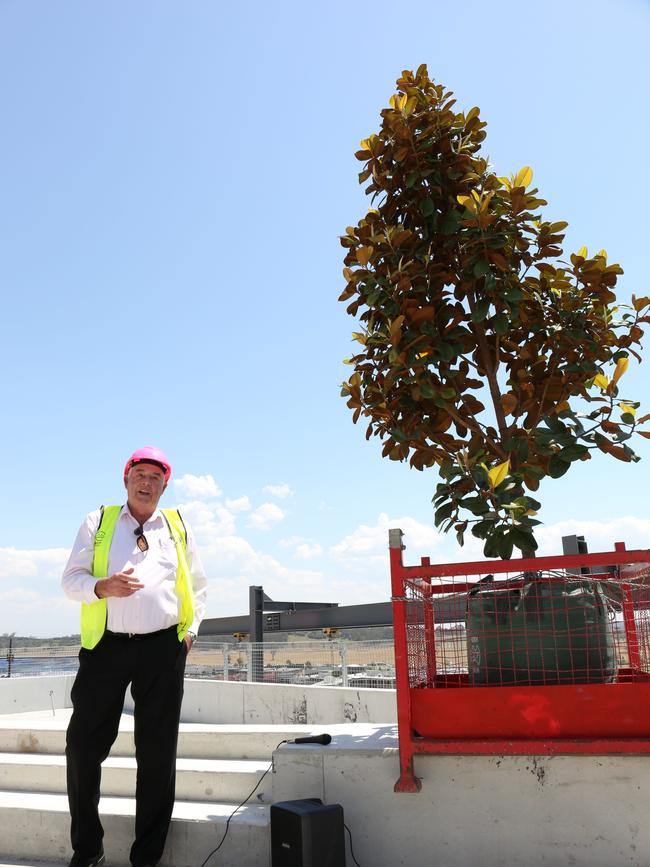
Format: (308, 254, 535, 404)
(186, 631, 197, 643)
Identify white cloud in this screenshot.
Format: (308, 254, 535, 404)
(263, 483, 292, 499)
(0, 547, 70, 581)
(176, 500, 236, 540)
(330, 512, 443, 571)
(279, 535, 304, 548)
(248, 503, 285, 530)
(173, 473, 221, 500)
(532, 516, 650, 558)
(295, 543, 323, 560)
(324, 513, 446, 606)
(0, 548, 79, 636)
(194, 534, 326, 615)
(225, 496, 251, 512)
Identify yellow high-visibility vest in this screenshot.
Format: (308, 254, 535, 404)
(79, 506, 194, 650)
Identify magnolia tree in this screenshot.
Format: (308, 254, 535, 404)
(340, 65, 650, 559)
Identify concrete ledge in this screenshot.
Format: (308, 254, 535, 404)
(0, 677, 73, 716)
(0, 792, 269, 867)
(0, 753, 274, 803)
(0, 674, 396, 726)
(153, 678, 397, 725)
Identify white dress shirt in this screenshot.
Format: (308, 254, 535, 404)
(61, 505, 207, 636)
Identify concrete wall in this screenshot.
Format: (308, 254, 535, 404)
(124, 679, 397, 725)
(0, 675, 74, 714)
(0, 674, 396, 725)
(272, 727, 650, 867)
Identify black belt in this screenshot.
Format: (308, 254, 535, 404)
(105, 625, 177, 641)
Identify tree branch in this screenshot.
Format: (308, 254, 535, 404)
(465, 287, 509, 438)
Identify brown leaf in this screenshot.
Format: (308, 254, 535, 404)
(487, 250, 509, 270)
(407, 307, 436, 325)
(501, 393, 518, 415)
(633, 295, 650, 312)
(356, 246, 373, 266)
(389, 315, 405, 346)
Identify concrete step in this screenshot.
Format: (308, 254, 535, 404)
(0, 791, 270, 867)
(0, 753, 274, 803)
(0, 719, 321, 761)
(0, 862, 66, 867)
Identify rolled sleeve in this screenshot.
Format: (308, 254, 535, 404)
(186, 526, 207, 635)
(61, 511, 102, 605)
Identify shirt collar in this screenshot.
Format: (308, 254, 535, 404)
(120, 504, 164, 528)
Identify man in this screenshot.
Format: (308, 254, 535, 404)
(61, 446, 207, 867)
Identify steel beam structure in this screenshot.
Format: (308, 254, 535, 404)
(198, 595, 465, 637)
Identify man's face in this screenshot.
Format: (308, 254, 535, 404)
(125, 463, 167, 515)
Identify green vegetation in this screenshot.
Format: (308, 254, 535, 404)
(0, 634, 80, 649)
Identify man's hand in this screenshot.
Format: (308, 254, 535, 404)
(183, 633, 194, 653)
(95, 568, 144, 599)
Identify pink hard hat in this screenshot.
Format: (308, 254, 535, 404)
(123, 446, 172, 483)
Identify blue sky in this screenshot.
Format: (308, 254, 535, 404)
(1, 0, 649, 635)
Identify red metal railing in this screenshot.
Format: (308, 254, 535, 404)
(389, 529, 650, 792)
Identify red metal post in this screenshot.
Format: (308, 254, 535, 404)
(423, 580, 436, 687)
(622, 582, 641, 672)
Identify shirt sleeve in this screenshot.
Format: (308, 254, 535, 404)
(185, 524, 207, 635)
(61, 511, 103, 605)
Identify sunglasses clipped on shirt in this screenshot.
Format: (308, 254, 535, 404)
(134, 524, 149, 553)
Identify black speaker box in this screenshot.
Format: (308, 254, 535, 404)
(271, 798, 345, 867)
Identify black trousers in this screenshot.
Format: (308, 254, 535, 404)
(66, 626, 187, 866)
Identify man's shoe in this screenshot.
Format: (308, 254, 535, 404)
(68, 850, 105, 867)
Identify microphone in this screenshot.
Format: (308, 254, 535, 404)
(290, 733, 332, 746)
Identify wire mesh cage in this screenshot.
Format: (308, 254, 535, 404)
(389, 531, 650, 792)
(402, 570, 650, 688)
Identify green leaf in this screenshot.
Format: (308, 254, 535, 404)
(491, 313, 509, 335)
(420, 198, 435, 217)
(546, 416, 567, 434)
(559, 444, 588, 462)
(504, 437, 529, 462)
(434, 502, 454, 525)
(471, 299, 491, 322)
(437, 342, 455, 362)
(441, 210, 460, 233)
(461, 496, 490, 516)
(498, 534, 514, 560)
(548, 454, 571, 478)
(503, 286, 524, 302)
(509, 527, 538, 555)
(473, 260, 490, 278)
(471, 519, 494, 539)
(483, 534, 501, 558)
(470, 469, 489, 489)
